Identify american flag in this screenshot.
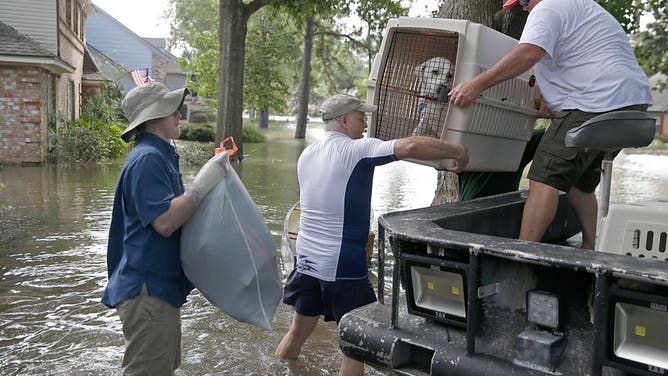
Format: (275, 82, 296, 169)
(130, 68, 153, 86)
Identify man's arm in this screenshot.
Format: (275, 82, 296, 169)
(394, 136, 469, 173)
(151, 195, 198, 237)
(152, 153, 229, 237)
(449, 43, 545, 108)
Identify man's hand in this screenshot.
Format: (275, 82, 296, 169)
(534, 91, 555, 118)
(448, 80, 482, 108)
(446, 143, 468, 173)
(185, 152, 229, 206)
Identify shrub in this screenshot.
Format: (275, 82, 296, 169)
(177, 140, 215, 167)
(48, 82, 129, 162)
(82, 82, 125, 121)
(180, 124, 215, 142)
(243, 126, 265, 143)
(180, 123, 265, 144)
(50, 118, 129, 162)
(190, 111, 211, 124)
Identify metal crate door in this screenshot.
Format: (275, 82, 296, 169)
(373, 29, 459, 141)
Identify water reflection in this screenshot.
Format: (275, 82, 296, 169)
(0, 122, 666, 375)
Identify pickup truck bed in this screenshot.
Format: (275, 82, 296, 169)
(339, 191, 668, 376)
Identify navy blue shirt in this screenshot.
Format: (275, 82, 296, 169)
(102, 133, 193, 309)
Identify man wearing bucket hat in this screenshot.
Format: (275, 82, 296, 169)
(275, 93, 468, 375)
(102, 82, 228, 374)
(448, 0, 652, 250)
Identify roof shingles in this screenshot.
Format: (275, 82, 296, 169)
(0, 21, 53, 57)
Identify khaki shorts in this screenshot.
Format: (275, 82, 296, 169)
(527, 104, 648, 193)
(117, 285, 181, 375)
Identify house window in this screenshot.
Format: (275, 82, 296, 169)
(74, 3, 79, 36)
(78, 83, 83, 114)
(68, 80, 75, 122)
(79, 9, 85, 40)
(66, 0, 72, 28)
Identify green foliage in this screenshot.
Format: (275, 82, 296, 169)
(48, 82, 129, 162)
(178, 123, 265, 144)
(632, 0, 668, 89)
(189, 111, 213, 124)
(167, 0, 218, 62)
(50, 118, 128, 162)
(311, 21, 366, 98)
(177, 140, 216, 167)
(244, 9, 301, 114)
(598, 0, 645, 34)
(242, 125, 266, 143)
(81, 82, 125, 121)
(354, 0, 408, 67)
(179, 124, 216, 142)
(168, 0, 412, 117)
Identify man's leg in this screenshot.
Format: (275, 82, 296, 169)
(566, 186, 598, 250)
(519, 180, 560, 242)
(340, 355, 365, 376)
(275, 312, 319, 359)
(117, 286, 181, 375)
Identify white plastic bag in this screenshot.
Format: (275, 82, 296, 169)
(181, 161, 281, 330)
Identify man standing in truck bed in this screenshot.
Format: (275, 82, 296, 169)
(448, 0, 652, 249)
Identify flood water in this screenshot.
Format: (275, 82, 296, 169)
(1, 122, 667, 375)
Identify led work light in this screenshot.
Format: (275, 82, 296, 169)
(408, 264, 466, 322)
(612, 301, 668, 370)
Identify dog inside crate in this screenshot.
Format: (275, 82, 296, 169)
(375, 30, 459, 140)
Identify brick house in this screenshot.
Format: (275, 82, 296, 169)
(0, 0, 98, 165)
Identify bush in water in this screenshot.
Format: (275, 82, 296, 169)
(49, 118, 129, 162)
(48, 82, 129, 162)
(180, 124, 215, 142)
(242, 125, 265, 143)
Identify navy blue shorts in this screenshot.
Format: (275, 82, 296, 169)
(282, 270, 377, 323)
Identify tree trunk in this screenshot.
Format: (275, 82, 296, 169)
(437, 1, 502, 29)
(295, 16, 314, 139)
(217, 0, 265, 161)
(431, 0, 507, 206)
(259, 106, 269, 128)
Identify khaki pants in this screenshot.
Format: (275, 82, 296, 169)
(117, 285, 181, 375)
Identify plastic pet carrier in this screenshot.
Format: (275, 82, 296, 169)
(366, 17, 539, 171)
(597, 200, 668, 260)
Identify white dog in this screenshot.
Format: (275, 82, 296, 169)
(412, 57, 454, 137)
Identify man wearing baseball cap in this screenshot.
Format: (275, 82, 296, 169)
(275, 93, 468, 375)
(449, 0, 652, 250)
(102, 82, 228, 374)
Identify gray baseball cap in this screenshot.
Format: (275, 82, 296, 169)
(320, 94, 376, 121)
(121, 82, 189, 142)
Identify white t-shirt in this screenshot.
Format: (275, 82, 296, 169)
(520, 0, 652, 112)
(296, 131, 396, 282)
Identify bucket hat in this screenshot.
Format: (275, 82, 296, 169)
(320, 94, 376, 121)
(121, 82, 189, 142)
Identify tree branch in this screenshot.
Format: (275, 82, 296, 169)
(313, 29, 372, 54)
(243, 0, 267, 18)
